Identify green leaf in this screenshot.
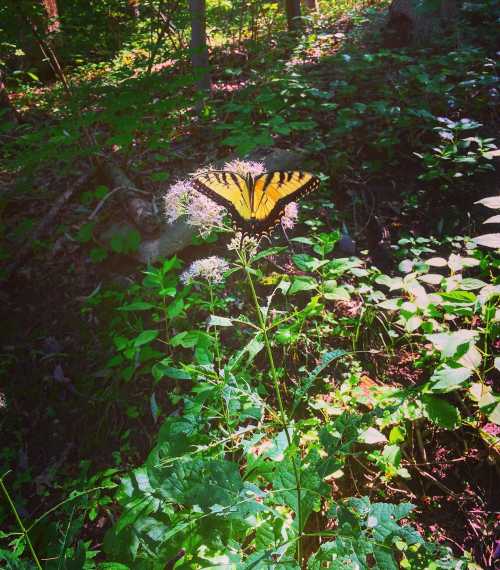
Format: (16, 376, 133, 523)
(110, 228, 141, 254)
(251, 246, 287, 263)
(359, 428, 387, 444)
(292, 350, 346, 412)
(118, 301, 155, 311)
(422, 395, 461, 429)
(427, 365, 472, 392)
(459, 278, 487, 290)
(426, 330, 477, 358)
(89, 246, 108, 263)
(133, 330, 159, 348)
(323, 284, 351, 301)
(170, 330, 212, 348)
(288, 276, 317, 295)
(438, 290, 476, 303)
(208, 315, 233, 327)
(473, 233, 500, 248)
(167, 297, 184, 319)
(76, 222, 95, 243)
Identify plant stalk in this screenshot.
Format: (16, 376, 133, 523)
(0, 474, 42, 569)
(243, 264, 304, 565)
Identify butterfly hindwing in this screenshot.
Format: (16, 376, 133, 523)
(192, 169, 320, 235)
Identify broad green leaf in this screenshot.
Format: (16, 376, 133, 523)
(359, 427, 387, 444)
(398, 259, 413, 273)
(323, 285, 351, 301)
(167, 297, 184, 319)
(426, 257, 447, 267)
(426, 330, 477, 358)
(133, 330, 159, 348)
(288, 276, 317, 295)
(459, 278, 487, 290)
(438, 290, 476, 303)
(427, 365, 472, 392)
(418, 273, 443, 285)
(473, 233, 500, 249)
(422, 395, 461, 429)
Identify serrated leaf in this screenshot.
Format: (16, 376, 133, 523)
(167, 297, 184, 319)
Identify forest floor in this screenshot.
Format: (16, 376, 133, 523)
(1, 3, 499, 568)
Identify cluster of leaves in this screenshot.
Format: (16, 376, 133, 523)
(19, 224, 491, 567)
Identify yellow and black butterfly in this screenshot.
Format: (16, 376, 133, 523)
(192, 170, 320, 236)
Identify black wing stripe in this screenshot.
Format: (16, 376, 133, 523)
(192, 170, 320, 237)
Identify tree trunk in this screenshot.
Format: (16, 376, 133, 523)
(0, 68, 18, 125)
(41, 0, 60, 34)
(189, 0, 211, 93)
(285, 0, 302, 31)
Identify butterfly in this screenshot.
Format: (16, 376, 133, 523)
(192, 170, 320, 236)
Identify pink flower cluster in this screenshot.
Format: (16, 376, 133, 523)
(163, 179, 225, 236)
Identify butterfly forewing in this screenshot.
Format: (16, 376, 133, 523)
(252, 171, 320, 221)
(191, 169, 320, 236)
(192, 171, 252, 220)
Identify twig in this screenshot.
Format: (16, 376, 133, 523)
(88, 186, 124, 220)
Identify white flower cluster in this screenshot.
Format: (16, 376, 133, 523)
(180, 256, 229, 284)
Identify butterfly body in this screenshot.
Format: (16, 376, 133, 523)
(192, 170, 320, 236)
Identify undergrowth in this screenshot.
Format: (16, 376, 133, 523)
(0, 0, 499, 568)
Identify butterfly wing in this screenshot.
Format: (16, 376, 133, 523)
(251, 171, 320, 234)
(192, 171, 252, 224)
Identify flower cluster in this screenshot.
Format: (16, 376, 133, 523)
(281, 202, 299, 230)
(180, 256, 229, 285)
(163, 179, 225, 236)
(227, 232, 259, 257)
(224, 159, 265, 177)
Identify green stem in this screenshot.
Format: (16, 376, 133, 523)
(0, 473, 42, 570)
(243, 264, 304, 565)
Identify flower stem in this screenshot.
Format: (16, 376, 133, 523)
(243, 264, 303, 565)
(0, 473, 42, 569)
